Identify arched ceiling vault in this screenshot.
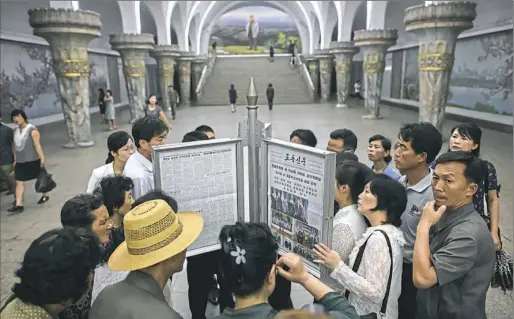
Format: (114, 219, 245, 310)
(199, 1, 311, 54)
(185, 1, 319, 54)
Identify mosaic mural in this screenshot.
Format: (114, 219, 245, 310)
(0, 40, 117, 120)
(403, 47, 420, 102)
(449, 30, 513, 115)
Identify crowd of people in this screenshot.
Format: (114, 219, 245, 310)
(0, 105, 508, 319)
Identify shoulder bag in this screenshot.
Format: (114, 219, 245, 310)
(344, 230, 394, 319)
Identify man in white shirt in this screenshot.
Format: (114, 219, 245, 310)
(123, 117, 169, 200)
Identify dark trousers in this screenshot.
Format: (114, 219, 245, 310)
(0, 164, 15, 195)
(187, 250, 233, 319)
(170, 103, 177, 117)
(399, 261, 417, 319)
(99, 102, 106, 115)
(268, 100, 273, 110)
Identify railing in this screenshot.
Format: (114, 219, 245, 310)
(297, 54, 316, 102)
(195, 51, 217, 97)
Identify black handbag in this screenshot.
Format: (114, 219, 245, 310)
(35, 168, 56, 193)
(344, 230, 394, 319)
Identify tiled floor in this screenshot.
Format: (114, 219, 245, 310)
(1, 103, 512, 318)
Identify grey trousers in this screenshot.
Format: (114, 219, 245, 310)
(0, 164, 15, 194)
(248, 37, 257, 50)
(170, 103, 177, 117)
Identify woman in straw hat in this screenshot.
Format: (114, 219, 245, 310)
(89, 199, 203, 319)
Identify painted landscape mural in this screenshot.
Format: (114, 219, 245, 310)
(210, 6, 301, 55)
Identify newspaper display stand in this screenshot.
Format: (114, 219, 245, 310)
(153, 138, 245, 257)
(260, 138, 336, 279)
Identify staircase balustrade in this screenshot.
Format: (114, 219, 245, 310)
(297, 54, 316, 102)
(195, 51, 217, 97)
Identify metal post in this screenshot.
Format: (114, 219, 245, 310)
(246, 77, 260, 222)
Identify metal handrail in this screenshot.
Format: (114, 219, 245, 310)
(196, 51, 217, 96)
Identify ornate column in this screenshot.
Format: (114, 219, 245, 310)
(28, 8, 100, 149)
(314, 49, 334, 102)
(177, 52, 196, 106)
(305, 55, 320, 100)
(191, 55, 207, 101)
(330, 41, 359, 108)
(405, 2, 476, 131)
(354, 30, 398, 120)
(150, 45, 180, 117)
(109, 34, 155, 123)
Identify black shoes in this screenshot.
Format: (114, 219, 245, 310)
(37, 195, 49, 204)
(7, 205, 24, 214)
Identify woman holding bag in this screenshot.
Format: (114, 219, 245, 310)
(7, 109, 51, 214)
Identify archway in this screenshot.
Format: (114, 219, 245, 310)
(193, 1, 314, 54)
(351, 1, 367, 40)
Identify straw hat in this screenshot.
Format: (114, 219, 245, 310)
(108, 199, 203, 271)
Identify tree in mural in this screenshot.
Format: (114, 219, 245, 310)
(478, 36, 513, 103)
(274, 31, 301, 50)
(0, 44, 58, 113)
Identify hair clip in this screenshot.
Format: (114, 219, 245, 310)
(230, 245, 246, 265)
(227, 237, 232, 243)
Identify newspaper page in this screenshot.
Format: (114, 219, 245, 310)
(157, 142, 238, 254)
(267, 144, 325, 274)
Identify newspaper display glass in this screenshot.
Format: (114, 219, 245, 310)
(266, 143, 329, 276)
(153, 139, 243, 257)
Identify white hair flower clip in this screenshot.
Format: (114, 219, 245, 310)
(227, 237, 232, 243)
(230, 245, 246, 265)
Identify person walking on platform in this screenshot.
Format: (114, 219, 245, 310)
(168, 85, 179, 120)
(267, 83, 275, 110)
(229, 84, 238, 113)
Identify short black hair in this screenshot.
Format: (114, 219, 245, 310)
(219, 222, 278, 297)
(106, 89, 112, 95)
(398, 122, 442, 164)
(12, 227, 102, 307)
(369, 134, 393, 163)
(290, 129, 318, 147)
(10, 109, 28, 123)
(435, 151, 484, 184)
(182, 131, 209, 142)
(368, 174, 407, 227)
(61, 193, 104, 228)
(330, 129, 358, 152)
(336, 161, 373, 204)
(450, 123, 482, 157)
(98, 176, 134, 216)
(168, 85, 174, 88)
(336, 150, 359, 164)
(132, 190, 179, 213)
(132, 116, 169, 148)
(195, 125, 215, 134)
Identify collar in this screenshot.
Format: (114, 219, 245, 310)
(133, 150, 153, 172)
(222, 303, 272, 317)
(435, 202, 475, 232)
(106, 162, 115, 175)
(10, 298, 52, 319)
(400, 168, 433, 193)
(125, 271, 167, 302)
(335, 204, 358, 219)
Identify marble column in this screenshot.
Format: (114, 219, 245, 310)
(354, 30, 398, 120)
(177, 52, 196, 106)
(28, 8, 101, 149)
(109, 34, 155, 123)
(150, 44, 180, 117)
(314, 49, 334, 102)
(305, 55, 320, 100)
(405, 2, 476, 131)
(192, 55, 207, 101)
(330, 41, 359, 108)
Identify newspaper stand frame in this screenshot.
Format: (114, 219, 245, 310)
(152, 138, 245, 257)
(259, 137, 336, 280)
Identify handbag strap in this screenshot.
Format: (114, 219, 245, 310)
(344, 230, 394, 316)
(483, 160, 490, 216)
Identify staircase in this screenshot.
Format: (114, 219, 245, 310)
(197, 55, 313, 106)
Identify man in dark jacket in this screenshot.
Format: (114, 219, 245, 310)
(266, 83, 275, 110)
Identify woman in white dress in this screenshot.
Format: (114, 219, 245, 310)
(314, 174, 406, 318)
(104, 90, 116, 131)
(86, 131, 134, 193)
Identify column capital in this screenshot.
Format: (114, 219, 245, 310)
(109, 33, 155, 52)
(178, 51, 197, 62)
(405, 2, 476, 32)
(29, 8, 101, 44)
(329, 41, 359, 55)
(354, 29, 398, 48)
(313, 48, 333, 60)
(150, 44, 181, 60)
(193, 55, 208, 64)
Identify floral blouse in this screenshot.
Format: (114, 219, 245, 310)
(473, 161, 500, 221)
(330, 225, 405, 318)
